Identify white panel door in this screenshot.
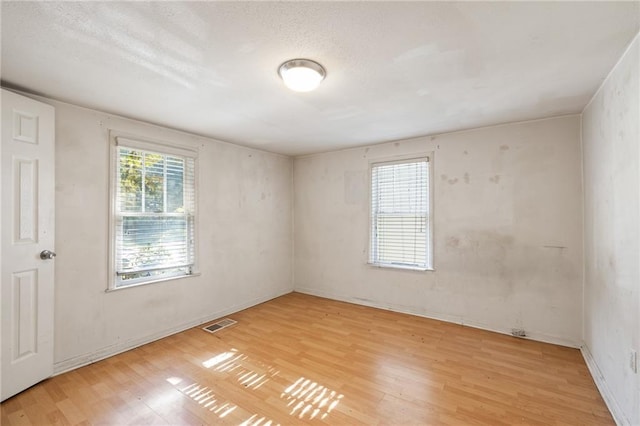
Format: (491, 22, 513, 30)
(1, 89, 55, 401)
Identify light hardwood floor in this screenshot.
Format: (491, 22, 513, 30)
(1, 292, 612, 425)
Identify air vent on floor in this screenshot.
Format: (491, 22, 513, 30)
(203, 318, 237, 334)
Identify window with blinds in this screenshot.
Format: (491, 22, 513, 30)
(370, 157, 432, 270)
(112, 137, 196, 288)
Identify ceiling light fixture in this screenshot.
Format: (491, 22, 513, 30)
(278, 59, 326, 92)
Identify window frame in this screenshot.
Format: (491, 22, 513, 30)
(368, 154, 434, 271)
(108, 131, 199, 291)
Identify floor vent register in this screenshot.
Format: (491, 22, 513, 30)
(203, 318, 237, 334)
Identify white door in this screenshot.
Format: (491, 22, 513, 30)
(1, 89, 55, 401)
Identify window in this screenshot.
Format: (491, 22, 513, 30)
(369, 157, 432, 270)
(110, 136, 196, 289)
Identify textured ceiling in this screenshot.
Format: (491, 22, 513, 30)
(2, 2, 639, 155)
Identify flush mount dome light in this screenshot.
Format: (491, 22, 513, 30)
(278, 59, 326, 92)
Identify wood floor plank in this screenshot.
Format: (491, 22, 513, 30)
(1, 292, 613, 425)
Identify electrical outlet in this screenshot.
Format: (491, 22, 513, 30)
(631, 350, 638, 374)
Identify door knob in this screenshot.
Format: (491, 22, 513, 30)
(40, 250, 56, 260)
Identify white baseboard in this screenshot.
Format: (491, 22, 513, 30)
(580, 344, 627, 426)
(53, 288, 293, 376)
(294, 287, 579, 348)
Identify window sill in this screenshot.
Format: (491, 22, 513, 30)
(367, 262, 434, 272)
(106, 271, 201, 293)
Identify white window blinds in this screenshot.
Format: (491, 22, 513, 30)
(370, 158, 431, 270)
(113, 141, 196, 288)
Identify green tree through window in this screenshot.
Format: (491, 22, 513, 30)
(114, 145, 195, 288)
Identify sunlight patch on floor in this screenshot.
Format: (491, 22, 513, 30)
(239, 414, 280, 426)
(280, 377, 344, 420)
(202, 348, 279, 391)
(166, 376, 182, 385)
(198, 350, 343, 423)
(202, 351, 236, 369)
(166, 381, 238, 419)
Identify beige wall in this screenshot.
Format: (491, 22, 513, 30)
(42, 98, 293, 372)
(294, 115, 584, 346)
(582, 33, 639, 425)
